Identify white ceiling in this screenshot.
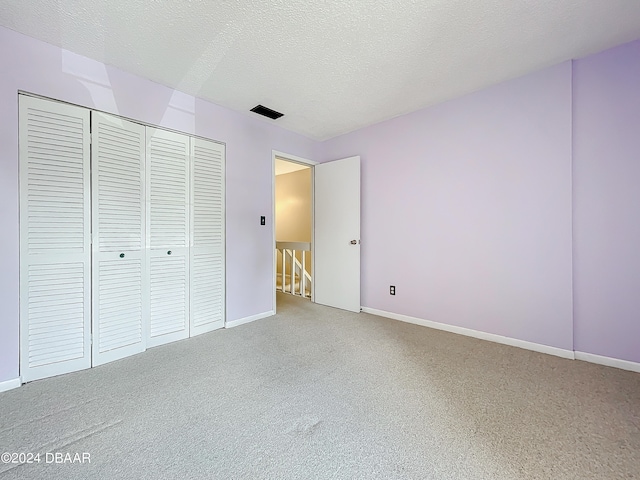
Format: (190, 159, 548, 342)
(2, 1, 640, 140)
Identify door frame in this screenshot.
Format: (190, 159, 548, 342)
(271, 150, 317, 313)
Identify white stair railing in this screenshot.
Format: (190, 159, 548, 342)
(276, 241, 311, 298)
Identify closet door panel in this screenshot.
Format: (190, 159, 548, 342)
(146, 128, 190, 347)
(190, 138, 225, 336)
(19, 95, 92, 382)
(92, 112, 147, 366)
(149, 252, 188, 341)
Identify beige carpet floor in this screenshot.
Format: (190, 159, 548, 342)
(0, 293, 639, 479)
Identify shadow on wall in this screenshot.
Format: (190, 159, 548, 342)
(58, 47, 197, 131)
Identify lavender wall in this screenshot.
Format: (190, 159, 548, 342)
(572, 40, 640, 363)
(2, 25, 638, 384)
(0, 27, 316, 383)
(320, 62, 574, 351)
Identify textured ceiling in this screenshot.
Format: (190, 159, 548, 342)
(2, 1, 640, 140)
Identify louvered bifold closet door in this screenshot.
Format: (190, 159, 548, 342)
(92, 112, 147, 366)
(19, 95, 92, 382)
(146, 128, 190, 347)
(190, 138, 225, 336)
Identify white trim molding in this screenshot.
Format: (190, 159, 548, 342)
(225, 310, 274, 329)
(362, 307, 575, 360)
(0, 378, 21, 393)
(575, 351, 640, 373)
(272, 150, 318, 166)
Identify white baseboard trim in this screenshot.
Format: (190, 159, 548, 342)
(0, 377, 21, 393)
(226, 310, 275, 329)
(575, 351, 640, 373)
(362, 307, 575, 360)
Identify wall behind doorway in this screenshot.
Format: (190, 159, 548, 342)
(275, 168, 312, 274)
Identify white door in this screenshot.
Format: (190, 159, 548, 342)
(146, 127, 190, 347)
(19, 95, 92, 382)
(314, 156, 361, 312)
(190, 137, 225, 336)
(92, 112, 147, 366)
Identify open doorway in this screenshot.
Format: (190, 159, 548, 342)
(272, 152, 316, 312)
(272, 152, 361, 314)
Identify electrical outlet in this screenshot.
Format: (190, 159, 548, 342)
(390, 285, 395, 295)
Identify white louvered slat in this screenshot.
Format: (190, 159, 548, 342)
(190, 138, 225, 336)
(95, 121, 145, 252)
(97, 258, 143, 353)
(25, 107, 86, 255)
(193, 146, 224, 248)
(146, 128, 190, 347)
(149, 255, 188, 338)
(19, 95, 92, 382)
(148, 131, 189, 249)
(92, 112, 147, 366)
(191, 253, 224, 327)
(26, 263, 86, 367)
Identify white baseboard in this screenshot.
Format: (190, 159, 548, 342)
(0, 377, 21, 393)
(362, 307, 575, 360)
(575, 351, 640, 373)
(226, 310, 274, 329)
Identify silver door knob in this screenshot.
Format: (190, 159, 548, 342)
(350, 240, 357, 245)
